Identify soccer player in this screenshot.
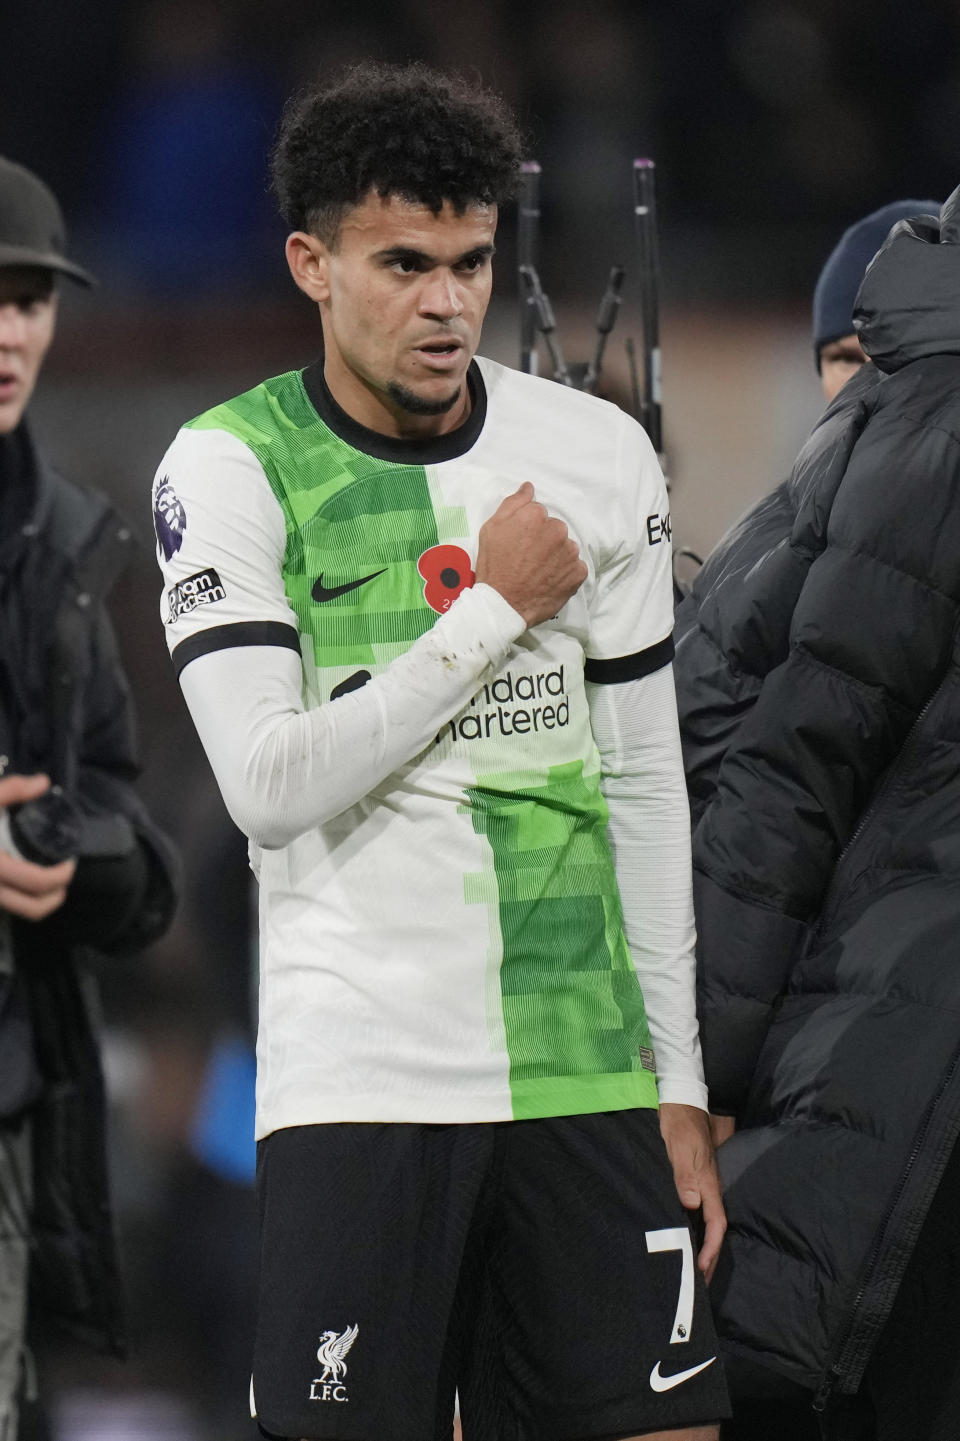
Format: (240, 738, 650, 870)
(153, 63, 728, 1441)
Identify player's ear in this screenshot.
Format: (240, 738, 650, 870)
(285, 232, 330, 303)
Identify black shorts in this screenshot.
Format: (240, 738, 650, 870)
(253, 1109, 729, 1441)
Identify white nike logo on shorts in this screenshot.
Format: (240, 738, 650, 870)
(649, 1357, 717, 1392)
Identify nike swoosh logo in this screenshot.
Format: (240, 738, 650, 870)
(649, 1357, 716, 1392)
(311, 569, 386, 603)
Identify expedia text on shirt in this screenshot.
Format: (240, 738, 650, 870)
(646, 511, 672, 545)
(441, 665, 568, 744)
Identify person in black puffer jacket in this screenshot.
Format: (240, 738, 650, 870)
(675, 196, 938, 826)
(675, 188, 960, 1441)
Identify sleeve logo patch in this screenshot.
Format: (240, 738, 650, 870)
(166, 567, 226, 624)
(154, 476, 187, 561)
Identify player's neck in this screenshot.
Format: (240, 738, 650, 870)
(321, 356, 472, 441)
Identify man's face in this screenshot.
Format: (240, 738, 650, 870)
(288, 192, 496, 437)
(0, 267, 57, 434)
(819, 333, 867, 404)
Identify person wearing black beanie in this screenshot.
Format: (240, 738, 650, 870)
(674, 192, 960, 1441)
(812, 199, 940, 401)
(675, 195, 943, 812)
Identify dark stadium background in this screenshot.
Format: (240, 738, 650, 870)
(3, 1, 957, 1436)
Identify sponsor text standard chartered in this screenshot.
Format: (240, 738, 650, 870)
(439, 665, 569, 744)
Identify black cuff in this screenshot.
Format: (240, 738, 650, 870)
(172, 621, 301, 678)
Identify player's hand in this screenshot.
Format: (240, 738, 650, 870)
(709, 1113, 736, 1149)
(659, 1102, 726, 1283)
(475, 482, 588, 628)
(0, 773, 76, 921)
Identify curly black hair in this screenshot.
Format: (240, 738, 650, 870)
(271, 62, 523, 245)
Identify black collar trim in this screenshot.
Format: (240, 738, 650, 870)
(300, 359, 487, 464)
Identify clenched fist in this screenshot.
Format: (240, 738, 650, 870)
(475, 483, 588, 628)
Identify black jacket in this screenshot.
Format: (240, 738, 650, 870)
(675, 189, 960, 1407)
(0, 422, 177, 1354)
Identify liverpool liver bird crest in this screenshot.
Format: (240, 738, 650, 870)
(317, 1324, 359, 1382)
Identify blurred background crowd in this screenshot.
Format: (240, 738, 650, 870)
(2, 1, 958, 1436)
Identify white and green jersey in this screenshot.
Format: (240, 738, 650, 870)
(154, 357, 686, 1135)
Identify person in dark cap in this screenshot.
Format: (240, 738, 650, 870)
(677, 182, 960, 1441)
(0, 156, 177, 1438)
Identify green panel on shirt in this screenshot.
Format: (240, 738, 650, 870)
(462, 759, 658, 1119)
(187, 370, 471, 673)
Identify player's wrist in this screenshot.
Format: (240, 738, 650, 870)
(656, 1078, 710, 1112)
(461, 582, 527, 643)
